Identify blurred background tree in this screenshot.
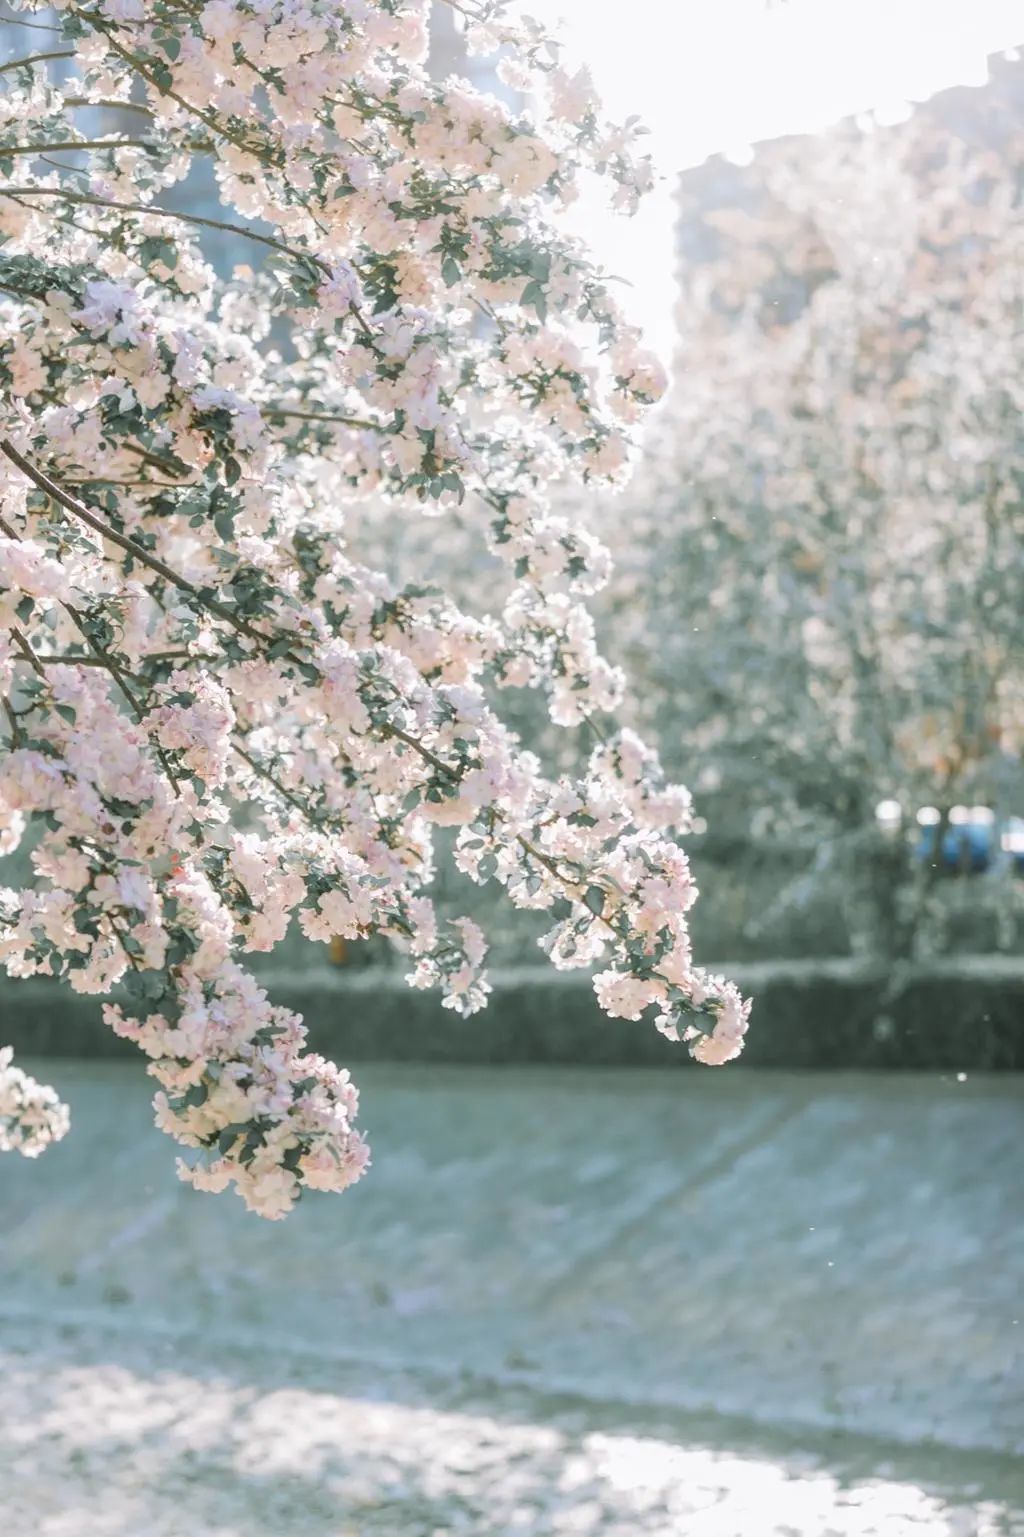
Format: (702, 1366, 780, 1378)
(596, 73, 1024, 962)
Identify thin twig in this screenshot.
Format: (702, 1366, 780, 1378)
(2, 696, 24, 745)
(0, 49, 75, 73)
(20, 652, 122, 668)
(119, 442, 190, 479)
(63, 96, 155, 118)
(10, 625, 46, 677)
(1, 449, 607, 922)
(0, 185, 327, 271)
(1, 138, 154, 156)
(82, 15, 269, 168)
(1, 511, 183, 792)
(0, 18, 63, 33)
(64, 477, 182, 490)
(265, 407, 384, 431)
(230, 737, 309, 819)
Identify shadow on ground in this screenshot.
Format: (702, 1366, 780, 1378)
(2, 1061, 1022, 1534)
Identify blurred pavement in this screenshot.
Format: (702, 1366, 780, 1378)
(1, 1061, 1022, 1534)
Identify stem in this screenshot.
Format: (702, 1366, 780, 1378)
(0, 19, 64, 33)
(106, 910, 144, 974)
(146, 649, 219, 664)
(439, 0, 487, 19)
(93, 641, 184, 793)
(63, 477, 182, 489)
(349, 301, 377, 342)
(386, 719, 614, 926)
(385, 720, 457, 781)
(580, 712, 610, 746)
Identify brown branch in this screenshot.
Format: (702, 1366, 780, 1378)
(385, 717, 611, 921)
(63, 477, 182, 490)
(20, 652, 123, 668)
(0, 17, 63, 32)
(61, 597, 154, 731)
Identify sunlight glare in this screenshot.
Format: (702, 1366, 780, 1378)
(552, 0, 1024, 345)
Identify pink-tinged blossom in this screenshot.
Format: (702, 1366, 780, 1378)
(72, 280, 146, 345)
(0, 0, 747, 1219)
(0, 1047, 70, 1157)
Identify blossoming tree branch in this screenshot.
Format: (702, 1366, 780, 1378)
(0, 0, 749, 1218)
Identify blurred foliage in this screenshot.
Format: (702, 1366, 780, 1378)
(593, 78, 1024, 960)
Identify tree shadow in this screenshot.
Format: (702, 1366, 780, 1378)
(2, 1318, 1022, 1536)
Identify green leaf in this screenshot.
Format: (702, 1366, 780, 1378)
(217, 1124, 248, 1153)
(521, 279, 548, 322)
(584, 885, 605, 916)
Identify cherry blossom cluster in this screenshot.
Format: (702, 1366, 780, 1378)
(0, 1045, 70, 1156)
(0, 0, 748, 1217)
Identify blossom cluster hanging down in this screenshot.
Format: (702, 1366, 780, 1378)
(0, 0, 750, 1219)
(0, 1044, 70, 1156)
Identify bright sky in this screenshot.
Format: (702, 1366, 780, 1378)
(553, 0, 1024, 341)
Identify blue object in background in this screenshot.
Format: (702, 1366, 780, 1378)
(914, 815, 1024, 874)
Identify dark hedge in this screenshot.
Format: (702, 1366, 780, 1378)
(3, 957, 1021, 1069)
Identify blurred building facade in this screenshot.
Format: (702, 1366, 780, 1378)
(673, 47, 1024, 344)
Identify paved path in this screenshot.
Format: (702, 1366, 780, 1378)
(1, 1061, 1022, 1534)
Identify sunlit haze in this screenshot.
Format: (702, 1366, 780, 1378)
(555, 0, 1024, 341)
